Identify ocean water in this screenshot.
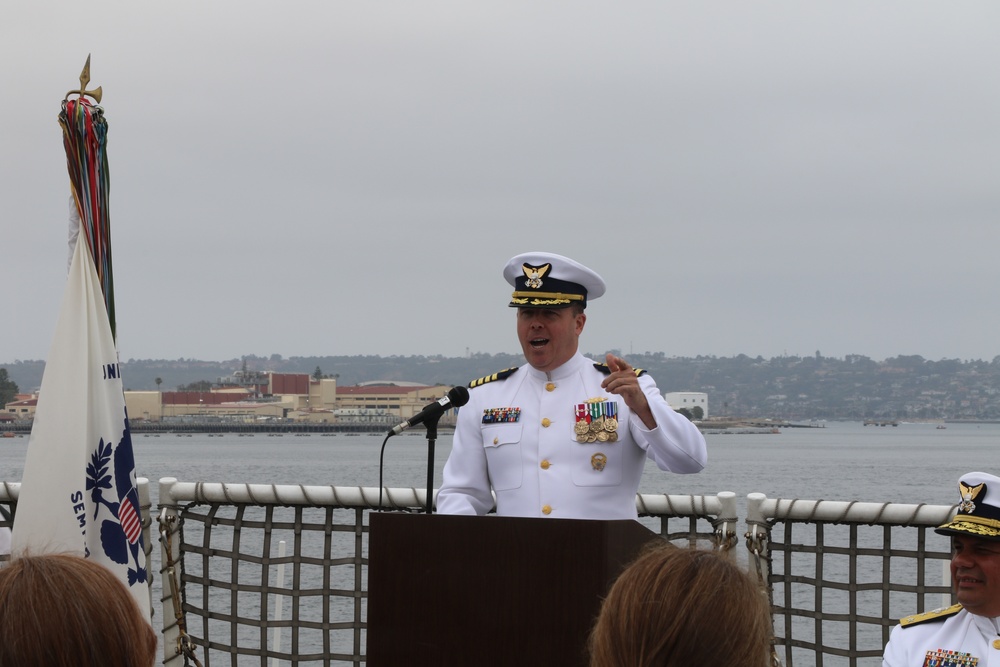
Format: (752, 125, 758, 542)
(1, 419, 994, 515)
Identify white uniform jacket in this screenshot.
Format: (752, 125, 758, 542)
(883, 604, 1000, 667)
(436, 352, 707, 519)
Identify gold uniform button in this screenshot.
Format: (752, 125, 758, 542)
(540, 460, 551, 470)
(493, 437, 499, 445)
(545, 382, 556, 392)
(541, 418, 551, 428)
(542, 505, 552, 515)
(993, 639, 1000, 650)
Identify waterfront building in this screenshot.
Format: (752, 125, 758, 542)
(2, 394, 38, 420)
(118, 373, 453, 426)
(664, 391, 709, 418)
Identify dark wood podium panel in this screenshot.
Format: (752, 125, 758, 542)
(367, 512, 661, 667)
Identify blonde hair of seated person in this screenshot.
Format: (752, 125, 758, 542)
(590, 544, 773, 667)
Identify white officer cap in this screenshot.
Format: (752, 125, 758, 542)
(503, 251, 606, 309)
(936, 471, 1000, 541)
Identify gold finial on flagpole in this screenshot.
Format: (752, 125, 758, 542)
(65, 54, 103, 103)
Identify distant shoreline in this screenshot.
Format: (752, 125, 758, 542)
(7, 417, 997, 438)
(2, 421, 445, 436)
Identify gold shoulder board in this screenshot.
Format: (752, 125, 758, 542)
(592, 363, 647, 377)
(468, 367, 519, 389)
(899, 604, 963, 628)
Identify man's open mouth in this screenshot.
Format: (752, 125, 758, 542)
(530, 338, 549, 348)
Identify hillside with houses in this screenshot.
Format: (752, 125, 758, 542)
(5, 352, 1000, 423)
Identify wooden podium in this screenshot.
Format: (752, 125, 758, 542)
(367, 512, 661, 667)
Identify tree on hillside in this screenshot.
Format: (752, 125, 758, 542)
(313, 366, 323, 381)
(0, 368, 19, 406)
(178, 380, 212, 391)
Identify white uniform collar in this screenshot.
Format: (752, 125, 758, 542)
(524, 352, 590, 383)
(970, 610, 1000, 636)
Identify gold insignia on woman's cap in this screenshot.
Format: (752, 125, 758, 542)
(503, 251, 606, 309)
(935, 472, 1000, 541)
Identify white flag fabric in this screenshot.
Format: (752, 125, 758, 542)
(11, 237, 150, 620)
(67, 194, 80, 274)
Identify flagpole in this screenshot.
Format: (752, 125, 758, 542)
(11, 57, 150, 622)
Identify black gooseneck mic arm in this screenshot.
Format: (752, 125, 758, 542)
(375, 415, 443, 514)
(422, 412, 442, 514)
(378, 386, 470, 513)
(376, 419, 441, 514)
(377, 432, 392, 512)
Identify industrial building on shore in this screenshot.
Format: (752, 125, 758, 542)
(5, 372, 455, 428)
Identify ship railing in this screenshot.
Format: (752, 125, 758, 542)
(747, 493, 956, 667)
(153, 480, 738, 667)
(0, 480, 960, 667)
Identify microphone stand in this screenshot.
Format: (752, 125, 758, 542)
(422, 414, 442, 514)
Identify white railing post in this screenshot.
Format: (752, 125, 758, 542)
(715, 491, 739, 559)
(745, 492, 771, 584)
(157, 477, 185, 667)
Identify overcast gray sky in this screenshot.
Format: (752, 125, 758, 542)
(3, 2, 999, 363)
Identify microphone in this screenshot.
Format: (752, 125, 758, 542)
(388, 386, 470, 436)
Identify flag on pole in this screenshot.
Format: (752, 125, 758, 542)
(10, 57, 150, 620)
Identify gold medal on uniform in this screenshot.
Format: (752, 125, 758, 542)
(575, 403, 590, 442)
(604, 401, 618, 434)
(591, 452, 607, 471)
(575, 398, 619, 443)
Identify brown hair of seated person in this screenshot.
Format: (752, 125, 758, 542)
(589, 544, 773, 667)
(0, 553, 157, 667)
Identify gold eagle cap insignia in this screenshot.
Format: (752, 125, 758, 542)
(959, 481, 985, 514)
(522, 263, 551, 289)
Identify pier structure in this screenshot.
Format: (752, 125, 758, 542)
(863, 419, 900, 427)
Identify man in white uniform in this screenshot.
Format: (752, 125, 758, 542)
(436, 251, 707, 520)
(883, 471, 1000, 666)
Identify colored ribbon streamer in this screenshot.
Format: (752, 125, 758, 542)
(59, 97, 116, 339)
